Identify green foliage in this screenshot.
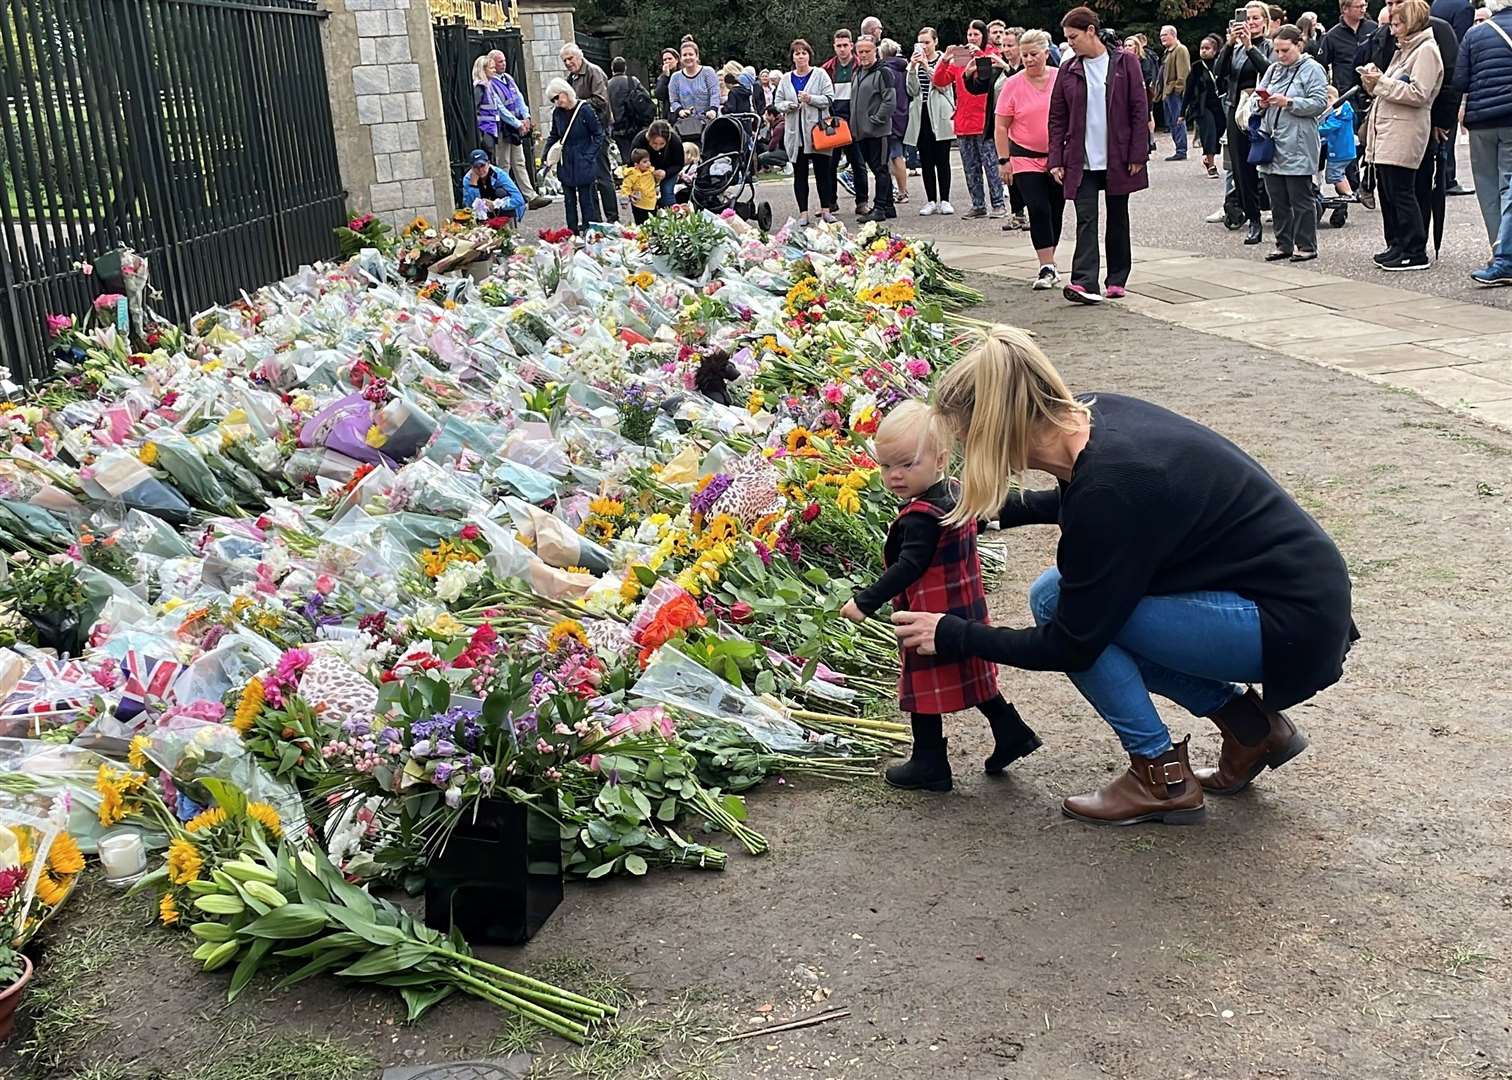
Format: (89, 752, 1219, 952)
(640, 206, 728, 279)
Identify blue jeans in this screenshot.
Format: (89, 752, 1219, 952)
(1028, 567, 1261, 759)
(658, 175, 677, 208)
(1469, 126, 1512, 264)
(1164, 93, 1187, 156)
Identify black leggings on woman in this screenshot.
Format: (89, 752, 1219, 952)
(1225, 116, 1263, 225)
(1012, 170, 1066, 251)
(915, 111, 953, 204)
(792, 151, 838, 213)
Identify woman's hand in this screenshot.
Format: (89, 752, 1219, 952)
(891, 610, 945, 655)
(654, 168, 666, 180)
(1051, 166, 1065, 183)
(798, 91, 812, 105)
(840, 599, 865, 623)
(1266, 93, 1291, 109)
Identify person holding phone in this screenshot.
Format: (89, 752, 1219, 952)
(1255, 25, 1330, 261)
(1215, 1, 1275, 243)
(948, 20, 1011, 219)
(906, 27, 957, 214)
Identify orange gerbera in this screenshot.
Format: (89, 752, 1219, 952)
(635, 594, 707, 668)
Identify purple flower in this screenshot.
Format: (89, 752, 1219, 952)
(433, 762, 454, 783)
(412, 738, 433, 757)
(479, 765, 495, 787)
(434, 739, 456, 757)
(379, 726, 400, 744)
(689, 473, 732, 517)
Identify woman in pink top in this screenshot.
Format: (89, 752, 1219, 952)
(993, 30, 1066, 289)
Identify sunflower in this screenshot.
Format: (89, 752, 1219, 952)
(785, 427, 818, 455)
(246, 802, 283, 839)
(95, 764, 126, 827)
(127, 733, 152, 771)
(34, 869, 70, 907)
(159, 892, 181, 926)
(46, 833, 85, 877)
(233, 677, 265, 735)
(185, 807, 227, 834)
(545, 619, 589, 652)
(165, 838, 204, 885)
(588, 496, 625, 518)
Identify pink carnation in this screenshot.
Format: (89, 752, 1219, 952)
(905, 358, 931, 378)
(92, 292, 126, 310)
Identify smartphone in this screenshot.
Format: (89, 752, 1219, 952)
(1234, 7, 1247, 20)
(1256, 87, 1272, 98)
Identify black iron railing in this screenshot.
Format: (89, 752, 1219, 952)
(0, 0, 348, 383)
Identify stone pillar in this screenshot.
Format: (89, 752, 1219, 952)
(517, 0, 575, 129)
(322, 0, 455, 230)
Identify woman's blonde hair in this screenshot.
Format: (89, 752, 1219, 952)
(1394, 0, 1430, 33)
(1246, 0, 1272, 24)
(931, 326, 1089, 524)
(472, 56, 492, 84)
(875, 399, 951, 463)
(1019, 29, 1052, 52)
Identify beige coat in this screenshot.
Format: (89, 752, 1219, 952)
(1364, 28, 1444, 169)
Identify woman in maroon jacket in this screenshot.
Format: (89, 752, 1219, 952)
(1048, 7, 1151, 305)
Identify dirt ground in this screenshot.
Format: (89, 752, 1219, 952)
(4, 274, 1510, 1080)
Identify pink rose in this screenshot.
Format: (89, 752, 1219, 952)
(314, 574, 336, 595)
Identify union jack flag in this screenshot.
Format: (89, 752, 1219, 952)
(0, 657, 96, 718)
(117, 650, 182, 720)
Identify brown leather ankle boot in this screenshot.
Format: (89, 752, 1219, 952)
(1194, 688, 1309, 796)
(1061, 738, 1206, 826)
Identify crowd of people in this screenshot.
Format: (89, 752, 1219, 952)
(464, 2, 1512, 290)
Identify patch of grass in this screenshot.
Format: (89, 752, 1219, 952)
(532, 956, 633, 1010)
(1443, 941, 1493, 976)
(529, 989, 727, 1080)
(192, 1032, 376, 1080)
(1174, 942, 1217, 968)
(63, 1067, 134, 1080)
(1348, 556, 1400, 580)
(1400, 419, 1512, 458)
(489, 1014, 545, 1057)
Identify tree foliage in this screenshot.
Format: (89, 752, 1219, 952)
(592, 0, 1228, 73)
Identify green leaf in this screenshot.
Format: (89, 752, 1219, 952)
(322, 902, 407, 946)
(275, 931, 367, 958)
(336, 941, 431, 978)
(272, 949, 353, 989)
(199, 778, 247, 818)
(585, 859, 619, 879)
(238, 903, 331, 940)
(228, 938, 274, 1002)
(656, 796, 677, 822)
(401, 984, 455, 1022)
(633, 564, 658, 586)
(624, 853, 648, 876)
(754, 670, 777, 696)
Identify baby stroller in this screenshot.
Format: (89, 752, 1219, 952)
(691, 113, 772, 232)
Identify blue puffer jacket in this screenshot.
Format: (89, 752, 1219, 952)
(543, 102, 604, 188)
(1454, 10, 1512, 129)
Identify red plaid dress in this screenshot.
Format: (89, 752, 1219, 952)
(889, 499, 999, 715)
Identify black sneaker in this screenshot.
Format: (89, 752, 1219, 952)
(1372, 247, 1401, 265)
(1165, 153, 1187, 161)
(1380, 253, 1430, 272)
(1063, 283, 1103, 304)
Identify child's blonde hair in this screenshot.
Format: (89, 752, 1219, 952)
(875, 399, 952, 464)
(930, 325, 1089, 524)
(683, 142, 700, 162)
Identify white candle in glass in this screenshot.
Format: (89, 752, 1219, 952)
(98, 832, 146, 879)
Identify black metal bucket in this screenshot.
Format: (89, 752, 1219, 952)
(423, 797, 563, 945)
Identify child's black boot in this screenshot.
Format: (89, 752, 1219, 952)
(884, 737, 953, 792)
(985, 703, 1042, 775)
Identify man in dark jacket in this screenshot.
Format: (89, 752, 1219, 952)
(882, 42, 911, 205)
(608, 57, 655, 166)
(562, 43, 619, 223)
(1363, 3, 1466, 214)
(1453, 0, 1512, 283)
(852, 36, 898, 222)
(823, 29, 870, 215)
(1049, 7, 1151, 305)
(1320, 0, 1378, 90)
(1431, 0, 1477, 191)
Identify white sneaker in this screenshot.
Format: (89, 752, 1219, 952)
(988, 205, 1007, 219)
(1032, 265, 1059, 290)
(783, 162, 794, 176)
(1204, 208, 1227, 223)
(939, 200, 955, 215)
(920, 201, 938, 216)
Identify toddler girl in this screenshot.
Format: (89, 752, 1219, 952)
(842, 400, 1040, 791)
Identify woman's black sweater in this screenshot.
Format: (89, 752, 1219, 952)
(933, 394, 1357, 711)
(631, 130, 685, 174)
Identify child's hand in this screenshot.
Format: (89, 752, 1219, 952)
(840, 599, 865, 623)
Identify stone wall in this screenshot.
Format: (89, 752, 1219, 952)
(322, 0, 454, 229)
(517, 0, 575, 129)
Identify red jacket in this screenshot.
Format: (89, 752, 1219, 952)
(932, 56, 989, 137)
(1047, 48, 1151, 198)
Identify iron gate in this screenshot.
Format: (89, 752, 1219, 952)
(432, 22, 536, 204)
(0, 0, 347, 383)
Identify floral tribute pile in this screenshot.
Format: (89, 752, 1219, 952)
(0, 210, 987, 1027)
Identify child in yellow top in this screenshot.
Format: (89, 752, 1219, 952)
(619, 148, 659, 225)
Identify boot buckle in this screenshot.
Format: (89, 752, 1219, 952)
(1147, 761, 1184, 787)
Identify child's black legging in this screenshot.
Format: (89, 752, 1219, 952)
(911, 694, 1031, 746)
(915, 114, 953, 204)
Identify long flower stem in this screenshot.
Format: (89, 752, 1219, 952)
(433, 947, 617, 1017)
(452, 970, 590, 1043)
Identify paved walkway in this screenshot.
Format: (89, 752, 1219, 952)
(932, 233, 1512, 431)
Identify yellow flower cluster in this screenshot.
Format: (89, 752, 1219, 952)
(756, 334, 791, 358)
(247, 802, 283, 839)
(166, 837, 203, 885)
(746, 388, 766, 415)
(159, 893, 181, 926)
(857, 281, 916, 307)
(626, 271, 656, 289)
(138, 442, 159, 466)
(581, 496, 627, 544)
(620, 572, 644, 603)
(233, 677, 265, 735)
(783, 276, 821, 316)
(364, 423, 387, 448)
(185, 807, 227, 833)
(46, 832, 85, 876)
(128, 733, 152, 771)
(95, 763, 148, 827)
(418, 539, 481, 579)
(34, 870, 70, 907)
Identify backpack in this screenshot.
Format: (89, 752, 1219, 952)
(626, 78, 656, 127)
